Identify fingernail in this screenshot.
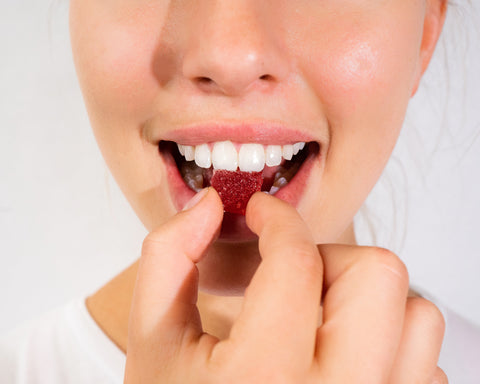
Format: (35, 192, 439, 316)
(182, 188, 209, 211)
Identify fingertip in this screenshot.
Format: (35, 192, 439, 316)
(245, 192, 297, 234)
(182, 188, 223, 260)
(245, 191, 266, 214)
(144, 188, 224, 265)
(205, 186, 225, 218)
(199, 187, 225, 230)
(245, 192, 270, 233)
(182, 187, 210, 211)
(182, 187, 223, 220)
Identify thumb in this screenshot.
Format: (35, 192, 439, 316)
(127, 187, 223, 354)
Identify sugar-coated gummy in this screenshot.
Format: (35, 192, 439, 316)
(210, 170, 263, 215)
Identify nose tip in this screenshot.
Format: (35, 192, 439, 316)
(184, 49, 281, 95)
(181, 5, 289, 96)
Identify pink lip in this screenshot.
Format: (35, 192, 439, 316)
(159, 124, 321, 242)
(160, 123, 316, 146)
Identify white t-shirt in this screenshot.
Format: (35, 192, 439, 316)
(1, 296, 479, 383)
(0, 299, 125, 384)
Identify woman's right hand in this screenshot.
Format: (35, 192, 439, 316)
(124, 188, 447, 383)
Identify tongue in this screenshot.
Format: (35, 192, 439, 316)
(210, 170, 263, 215)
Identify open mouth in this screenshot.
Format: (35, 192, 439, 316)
(159, 140, 319, 214)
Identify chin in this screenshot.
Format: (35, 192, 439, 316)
(196, 239, 262, 296)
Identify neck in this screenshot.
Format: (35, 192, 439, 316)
(86, 222, 357, 353)
(86, 262, 138, 353)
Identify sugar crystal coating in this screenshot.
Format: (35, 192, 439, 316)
(210, 170, 263, 215)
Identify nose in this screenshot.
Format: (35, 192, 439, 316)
(182, 2, 289, 96)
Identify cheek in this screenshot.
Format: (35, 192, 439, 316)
(70, 2, 176, 230)
(325, 21, 422, 163)
(93, 30, 156, 111)
(313, 29, 419, 127)
(322, 35, 414, 163)
(326, 39, 383, 103)
(294, 2, 425, 123)
(70, 2, 166, 121)
(296, 14, 424, 240)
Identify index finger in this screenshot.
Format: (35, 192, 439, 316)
(226, 193, 323, 367)
(127, 188, 223, 357)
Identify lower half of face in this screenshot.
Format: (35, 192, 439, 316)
(70, 0, 429, 294)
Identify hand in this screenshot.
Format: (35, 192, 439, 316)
(124, 189, 447, 383)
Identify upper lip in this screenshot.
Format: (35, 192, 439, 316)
(143, 119, 324, 147)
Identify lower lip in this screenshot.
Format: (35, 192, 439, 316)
(161, 145, 319, 242)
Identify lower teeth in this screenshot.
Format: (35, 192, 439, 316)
(269, 175, 288, 194)
(180, 163, 297, 195)
(180, 162, 204, 192)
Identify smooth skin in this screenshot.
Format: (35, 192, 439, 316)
(125, 190, 446, 383)
(68, 0, 449, 382)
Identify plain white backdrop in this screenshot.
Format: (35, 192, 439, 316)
(1, 1, 479, 333)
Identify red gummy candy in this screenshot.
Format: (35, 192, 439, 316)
(210, 170, 263, 215)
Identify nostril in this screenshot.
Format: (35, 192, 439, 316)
(191, 73, 276, 95)
(259, 74, 273, 81)
(194, 77, 216, 92)
(197, 74, 273, 84)
(196, 77, 213, 84)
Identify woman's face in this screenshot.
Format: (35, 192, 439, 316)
(70, 0, 444, 293)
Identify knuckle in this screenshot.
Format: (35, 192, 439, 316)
(282, 245, 323, 286)
(141, 230, 168, 255)
(361, 247, 409, 291)
(408, 297, 446, 334)
(433, 366, 449, 384)
(294, 245, 323, 274)
(264, 219, 302, 240)
(260, 219, 321, 278)
(265, 239, 322, 282)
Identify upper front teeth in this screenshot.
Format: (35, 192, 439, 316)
(265, 145, 282, 167)
(194, 144, 212, 168)
(177, 141, 306, 172)
(212, 141, 238, 171)
(238, 144, 265, 172)
(184, 146, 195, 161)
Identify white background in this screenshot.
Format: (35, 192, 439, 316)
(1, 1, 479, 332)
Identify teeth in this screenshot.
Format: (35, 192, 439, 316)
(293, 142, 302, 156)
(265, 145, 282, 167)
(177, 143, 185, 156)
(212, 141, 238, 171)
(180, 161, 204, 192)
(282, 144, 294, 161)
(194, 144, 212, 168)
(239, 144, 265, 172)
(184, 145, 195, 161)
(269, 186, 280, 195)
(177, 141, 307, 172)
(273, 174, 289, 188)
